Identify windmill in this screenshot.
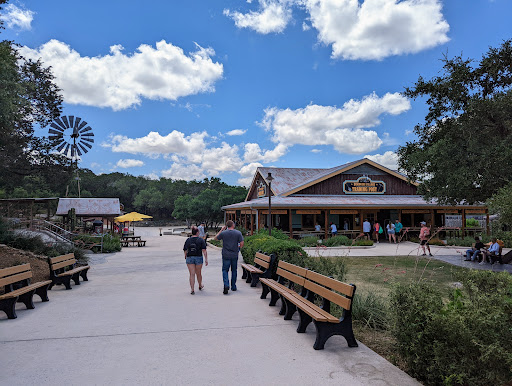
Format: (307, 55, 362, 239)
(49, 115, 94, 197)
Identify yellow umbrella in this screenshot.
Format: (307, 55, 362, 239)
(115, 212, 153, 222)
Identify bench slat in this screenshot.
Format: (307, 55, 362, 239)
(0, 271, 32, 287)
(0, 263, 31, 278)
(57, 265, 90, 277)
(276, 268, 306, 287)
(0, 280, 52, 300)
(304, 280, 352, 310)
(49, 253, 75, 264)
(305, 270, 355, 297)
(241, 264, 263, 274)
(279, 261, 308, 277)
(254, 257, 270, 268)
(52, 258, 77, 271)
(254, 252, 272, 263)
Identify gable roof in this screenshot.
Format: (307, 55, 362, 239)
(56, 198, 121, 216)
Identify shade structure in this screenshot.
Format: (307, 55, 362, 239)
(115, 212, 153, 222)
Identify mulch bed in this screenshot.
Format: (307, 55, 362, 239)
(0, 244, 50, 294)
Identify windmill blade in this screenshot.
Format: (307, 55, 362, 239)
(68, 116, 75, 128)
(81, 132, 94, 137)
(53, 117, 67, 131)
(79, 140, 92, 149)
(75, 145, 82, 156)
(74, 117, 82, 129)
(56, 141, 67, 152)
(70, 145, 75, 158)
(79, 126, 92, 134)
(63, 143, 71, 155)
(49, 128, 64, 136)
(77, 120, 88, 131)
(50, 123, 65, 132)
(81, 137, 94, 143)
(78, 142, 88, 153)
(61, 116, 70, 128)
(49, 136, 61, 141)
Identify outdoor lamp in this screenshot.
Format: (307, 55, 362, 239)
(267, 172, 274, 236)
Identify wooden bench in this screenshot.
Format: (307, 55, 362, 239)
(260, 260, 358, 350)
(121, 239, 146, 247)
(0, 264, 52, 319)
(48, 254, 90, 290)
(241, 252, 276, 287)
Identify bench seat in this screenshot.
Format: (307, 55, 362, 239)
(48, 254, 90, 290)
(241, 252, 276, 287)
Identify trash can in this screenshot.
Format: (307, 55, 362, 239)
(93, 220, 103, 234)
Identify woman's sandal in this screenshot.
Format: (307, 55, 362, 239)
(190, 290, 195, 295)
(199, 285, 204, 291)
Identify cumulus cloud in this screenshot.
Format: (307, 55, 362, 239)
(116, 159, 145, 168)
(243, 143, 288, 163)
(0, 4, 34, 30)
(226, 129, 247, 136)
(304, 0, 450, 60)
(161, 163, 206, 181)
(311, 148, 322, 153)
(260, 92, 410, 154)
(238, 162, 264, 186)
(224, 0, 292, 34)
(18, 40, 223, 110)
(364, 151, 398, 170)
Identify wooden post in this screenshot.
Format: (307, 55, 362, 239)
(324, 210, 328, 239)
(411, 213, 415, 228)
(430, 209, 435, 228)
(398, 209, 401, 223)
(289, 210, 293, 239)
(462, 208, 466, 237)
(486, 210, 490, 235)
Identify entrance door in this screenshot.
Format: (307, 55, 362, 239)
(361, 211, 377, 231)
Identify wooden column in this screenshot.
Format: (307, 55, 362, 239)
(486, 210, 490, 235)
(461, 208, 466, 237)
(289, 210, 293, 239)
(411, 213, 415, 228)
(324, 210, 328, 239)
(430, 209, 435, 228)
(398, 209, 402, 223)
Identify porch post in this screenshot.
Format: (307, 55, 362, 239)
(324, 210, 328, 239)
(289, 210, 293, 239)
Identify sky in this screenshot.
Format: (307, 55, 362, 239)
(1, 0, 511, 187)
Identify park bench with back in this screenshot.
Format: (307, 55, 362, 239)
(241, 252, 276, 287)
(0, 264, 51, 319)
(48, 253, 90, 290)
(260, 260, 358, 350)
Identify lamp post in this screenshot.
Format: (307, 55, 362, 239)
(267, 172, 274, 236)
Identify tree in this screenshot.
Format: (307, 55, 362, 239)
(397, 40, 512, 204)
(487, 182, 512, 227)
(0, 1, 71, 195)
(172, 195, 193, 227)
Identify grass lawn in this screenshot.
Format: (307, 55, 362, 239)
(342, 255, 466, 298)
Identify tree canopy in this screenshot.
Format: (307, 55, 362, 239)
(397, 40, 512, 205)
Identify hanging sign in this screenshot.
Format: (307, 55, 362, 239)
(257, 182, 266, 198)
(343, 176, 386, 194)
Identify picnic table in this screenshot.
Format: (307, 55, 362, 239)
(120, 235, 146, 247)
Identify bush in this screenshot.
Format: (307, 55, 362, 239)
(445, 236, 478, 247)
(352, 291, 389, 330)
(323, 235, 351, 247)
(102, 234, 121, 253)
(389, 271, 512, 386)
(296, 236, 321, 247)
(428, 237, 445, 246)
(353, 239, 374, 246)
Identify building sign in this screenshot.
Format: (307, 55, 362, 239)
(257, 182, 266, 198)
(343, 176, 386, 194)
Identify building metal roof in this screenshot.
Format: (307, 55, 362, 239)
(222, 195, 485, 210)
(56, 198, 121, 216)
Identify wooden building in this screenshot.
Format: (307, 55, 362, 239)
(222, 159, 488, 238)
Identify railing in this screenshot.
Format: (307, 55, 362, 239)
(32, 219, 75, 242)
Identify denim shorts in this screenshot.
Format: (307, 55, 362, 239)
(186, 256, 203, 265)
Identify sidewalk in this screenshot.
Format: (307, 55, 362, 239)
(0, 227, 419, 385)
(304, 241, 512, 273)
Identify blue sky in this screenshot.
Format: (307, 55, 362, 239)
(1, 0, 511, 186)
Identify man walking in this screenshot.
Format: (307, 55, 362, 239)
(215, 220, 244, 294)
(394, 219, 403, 242)
(363, 218, 371, 240)
(419, 221, 432, 256)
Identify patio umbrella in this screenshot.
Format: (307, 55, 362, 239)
(115, 212, 153, 231)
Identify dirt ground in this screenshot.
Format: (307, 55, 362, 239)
(0, 244, 50, 294)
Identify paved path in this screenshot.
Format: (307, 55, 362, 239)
(305, 241, 512, 273)
(1, 227, 419, 385)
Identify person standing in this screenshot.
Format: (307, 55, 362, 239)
(330, 222, 338, 236)
(386, 221, 396, 243)
(198, 222, 206, 240)
(343, 219, 349, 231)
(373, 222, 381, 243)
(183, 226, 208, 295)
(394, 219, 403, 242)
(363, 219, 371, 240)
(419, 221, 432, 256)
(315, 223, 321, 232)
(215, 220, 244, 294)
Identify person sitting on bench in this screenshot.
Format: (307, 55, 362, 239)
(465, 236, 485, 261)
(480, 238, 502, 265)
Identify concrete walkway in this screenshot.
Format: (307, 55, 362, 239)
(304, 241, 512, 273)
(1, 227, 419, 385)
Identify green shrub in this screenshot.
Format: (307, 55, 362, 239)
(389, 271, 512, 386)
(208, 239, 222, 248)
(352, 291, 389, 330)
(465, 218, 480, 227)
(252, 228, 289, 240)
(102, 234, 121, 253)
(353, 239, 374, 246)
(323, 235, 351, 247)
(296, 236, 321, 247)
(303, 256, 346, 282)
(428, 237, 445, 246)
(445, 236, 478, 247)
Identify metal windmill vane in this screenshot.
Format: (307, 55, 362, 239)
(48, 115, 94, 160)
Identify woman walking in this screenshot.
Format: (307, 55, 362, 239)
(386, 221, 396, 243)
(183, 226, 208, 294)
(373, 222, 381, 243)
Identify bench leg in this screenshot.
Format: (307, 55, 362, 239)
(241, 267, 248, 280)
(297, 308, 313, 333)
(313, 318, 358, 350)
(245, 271, 252, 283)
(250, 273, 260, 287)
(260, 282, 270, 299)
(35, 284, 50, 302)
(0, 297, 18, 319)
(269, 288, 280, 307)
(62, 275, 73, 290)
(72, 272, 81, 285)
(80, 268, 89, 281)
(17, 290, 36, 309)
(283, 297, 297, 320)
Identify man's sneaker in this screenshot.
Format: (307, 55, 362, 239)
(429, 253, 433, 256)
(231, 286, 237, 291)
(223, 286, 229, 295)
(464, 259, 471, 261)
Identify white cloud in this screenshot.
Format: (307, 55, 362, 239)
(145, 173, 160, 180)
(243, 143, 288, 163)
(302, 21, 311, 31)
(238, 162, 263, 186)
(161, 163, 206, 181)
(226, 129, 247, 136)
(303, 0, 450, 60)
(0, 4, 34, 30)
(405, 129, 413, 136)
(19, 40, 223, 110)
(311, 148, 322, 153)
(260, 92, 410, 154)
(116, 159, 145, 168)
(223, 0, 292, 34)
(364, 151, 398, 170)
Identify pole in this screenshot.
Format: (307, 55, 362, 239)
(268, 180, 272, 236)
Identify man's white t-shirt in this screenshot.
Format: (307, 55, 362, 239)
(363, 221, 371, 233)
(330, 224, 337, 233)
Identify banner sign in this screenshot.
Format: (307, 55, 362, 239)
(330, 210, 359, 214)
(259, 210, 287, 214)
(296, 210, 321, 214)
(343, 176, 385, 194)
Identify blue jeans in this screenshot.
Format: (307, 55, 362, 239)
(465, 249, 481, 261)
(222, 257, 238, 289)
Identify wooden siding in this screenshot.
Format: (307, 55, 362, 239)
(295, 173, 417, 196)
(248, 176, 272, 200)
